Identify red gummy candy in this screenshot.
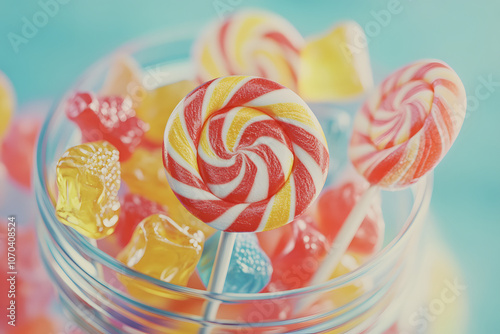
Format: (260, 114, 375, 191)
(265, 216, 329, 292)
(315, 180, 385, 255)
(0, 115, 42, 189)
(114, 193, 167, 247)
(66, 92, 148, 161)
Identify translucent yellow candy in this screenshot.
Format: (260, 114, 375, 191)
(0, 71, 14, 140)
(136, 81, 196, 145)
(299, 21, 373, 102)
(117, 214, 204, 305)
(100, 54, 143, 108)
(329, 252, 367, 307)
(121, 147, 215, 238)
(56, 141, 121, 239)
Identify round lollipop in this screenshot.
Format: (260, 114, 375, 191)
(192, 10, 304, 91)
(163, 75, 329, 329)
(306, 60, 467, 293)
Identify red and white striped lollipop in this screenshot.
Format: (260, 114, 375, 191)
(305, 60, 466, 301)
(192, 10, 304, 91)
(349, 60, 466, 188)
(163, 75, 328, 331)
(163, 75, 329, 233)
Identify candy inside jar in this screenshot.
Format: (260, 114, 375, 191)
(36, 10, 440, 334)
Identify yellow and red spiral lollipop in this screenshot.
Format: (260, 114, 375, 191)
(349, 60, 466, 189)
(163, 76, 329, 233)
(192, 10, 304, 91)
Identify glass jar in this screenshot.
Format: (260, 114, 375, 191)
(35, 26, 433, 334)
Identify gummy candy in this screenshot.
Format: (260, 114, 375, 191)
(100, 55, 143, 107)
(117, 214, 204, 304)
(328, 252, 367, 307)
(266, 215, 329, 292)
(197, 231, 272, 294)
(55, 141, 121, 239)
(299, 21, 373, 101)
(257, 222, 294, 259)
(0, 71, 14, 140)
(0, 115, 42, 189)
(114, 193, 168, 248)
(135, 80, 196, 146)
(66, 92, 148, 161)
(121, 147, 215, 238)
(315, 180, 384, 255)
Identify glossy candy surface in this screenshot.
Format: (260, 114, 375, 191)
(55, 141, 121, 239)
(266, 215, 329, 292)
(315, 180, 385, 255)
(193, 10, 304, 91)
(114, 193, 168, 248)
(0, 115, 42, 188)
(163, 76, 329, 232)
(66, 92, 148, 161)
(121, 147, 215, 238)
(136, 81, 196, 146)
(117, 214, 204, 287)
(100, 55, 143, 106)
(197, 231, 272, 293)
(349, 60, 467, 189)
(299, 21, 373, 101)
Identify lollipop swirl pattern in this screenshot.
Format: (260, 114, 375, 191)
(349, 60, 467, 188)
(163, 76, 329, 232)
(193, 10, 304, 92)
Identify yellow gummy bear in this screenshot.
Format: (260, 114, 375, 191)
(299, 21, 373, 102)
(0, 71, 14, 140)
(136, 80, 196, 145)
(117, 214, 204, 306)
(56, 141, 121, 239)
(121, 147, 215, 238)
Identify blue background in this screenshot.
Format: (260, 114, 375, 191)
(1, 0, 499, 332)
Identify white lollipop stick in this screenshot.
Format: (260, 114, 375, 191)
(200, 231, 237, 334)
(295, 185, 380, 313)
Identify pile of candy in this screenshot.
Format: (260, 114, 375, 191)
(0, 72, 85, 333)
(48, 8, 465, 334)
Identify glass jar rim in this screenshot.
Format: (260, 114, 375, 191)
(34, 25, 434, 303)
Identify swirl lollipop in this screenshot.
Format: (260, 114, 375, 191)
(192, 10, 304, 91)
(163, 75, 329, 330)
(305, 60, 467, 295)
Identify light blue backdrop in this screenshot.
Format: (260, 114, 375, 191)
(1, 0, 499, 332)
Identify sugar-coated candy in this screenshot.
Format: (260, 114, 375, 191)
(349, 60, 466, 189)
(266, 216, 329, 292)
(193, 10, 304, 91)
(0, 71, 14, 140)
(55, 141, 121, 239)
(121, 147, 215, 238)
(315, 180, 385, 255)
(136, 81, 196, 146)
(299, 21, 373, 101)
(117, 214, 204, 303)
(163, 76, 329, 232)
(114, 193, 168, 248)
(197, 231, 272, 293)
(100, 55, 143, 107)
(0, 115, 42, 189)
(66, 92, 148, 161)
